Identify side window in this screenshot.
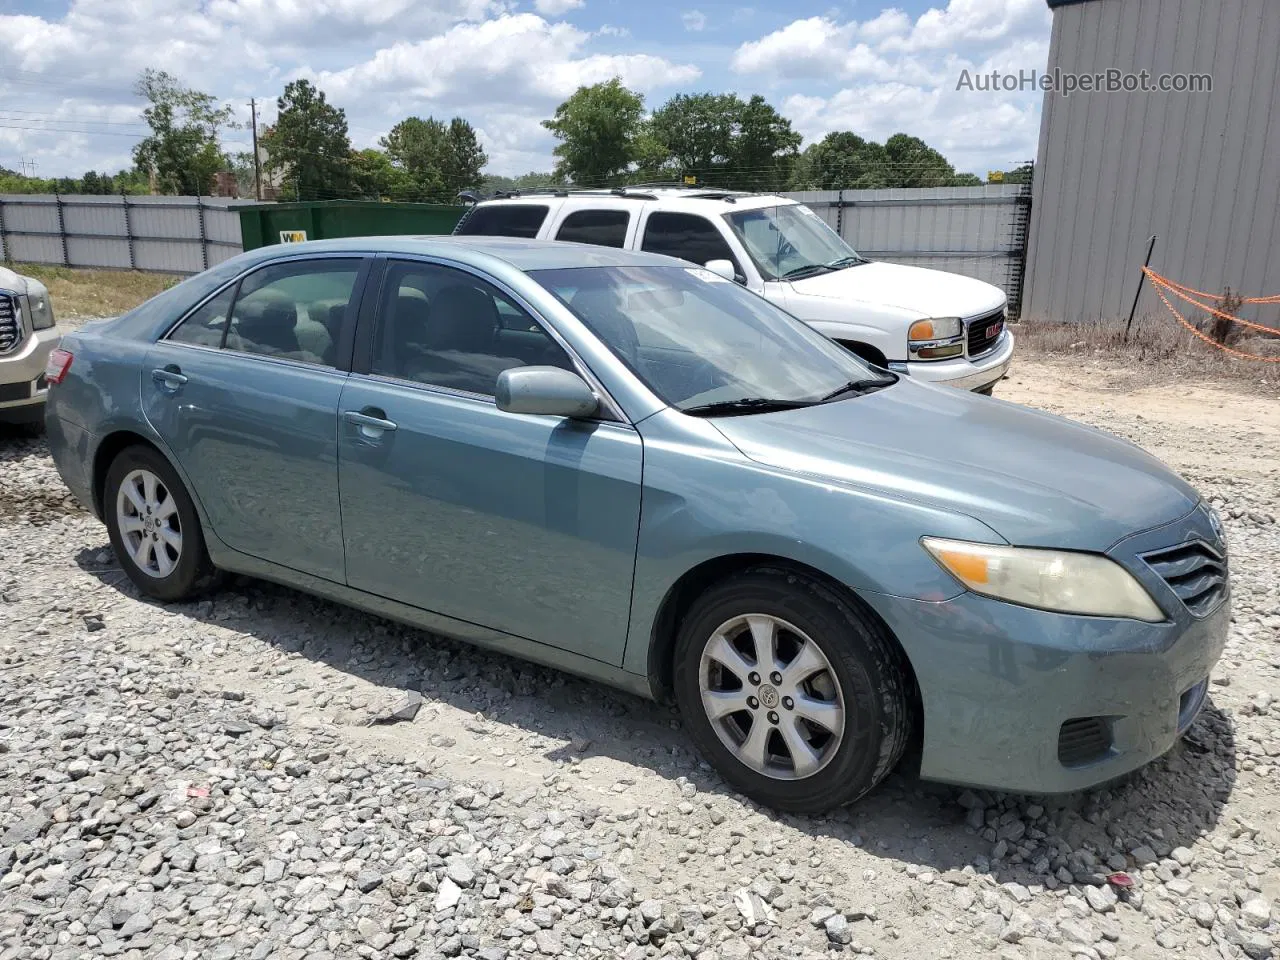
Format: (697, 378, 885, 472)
(454, 204, 550, 239)
(169, 287, 235, 347)
(224, 259, 361, 367)
(555, 209, 629, 248)
(371, 261, 574, 396)
(641, 212, 742, 276)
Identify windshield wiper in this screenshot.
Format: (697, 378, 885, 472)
(824, 255, 868, 270)
(820, 376, 897, 402)
(780, 264, 832, 280)
(681, 397, 817, 417)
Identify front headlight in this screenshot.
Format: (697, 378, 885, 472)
(23, 280, 56, 331)
(922, 537, 1165, 622)
(908, 317, 963, 361)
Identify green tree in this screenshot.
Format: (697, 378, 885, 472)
(350, 148, 421, 200)
(262, 79, 355, 200)
(543, 78, 646, 186)
(792, 132, 889, 190)
(132, 69, 234, 195)
(480, 170, 566, 194)
(380, 117, 448, 198)
(730, 94, 801, 190)
(881, 133, 960, 188)
(443, 118, 488, 195)
(645, 92, 799, 189)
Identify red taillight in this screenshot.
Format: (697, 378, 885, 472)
(45, 349, 74, 385)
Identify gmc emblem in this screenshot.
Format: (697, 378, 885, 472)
(986, 322, 1002, 339)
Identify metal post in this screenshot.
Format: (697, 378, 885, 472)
(0, 196, 7, 262)
(1124, 235, 1158, 341)
(54, 193, 69, 266)
(251, 97, 263, 201)
(122, 193, 136, 270)
(196, 197, 209, 271)
(835, 189, 844, 238)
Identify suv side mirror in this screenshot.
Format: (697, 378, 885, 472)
(704, 259, 737, 282)
(496, 366, 599, 419)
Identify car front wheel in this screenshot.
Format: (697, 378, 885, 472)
(104, 445, 219, 602)
(673, 567, 912, 813)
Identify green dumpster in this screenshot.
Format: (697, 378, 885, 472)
(238, 200, 468, 251)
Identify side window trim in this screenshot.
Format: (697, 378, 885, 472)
(352, 254, 630, 424)
(163, 254, 372, 372)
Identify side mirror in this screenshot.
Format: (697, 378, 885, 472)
(496, 366, 599, 419)
(703, 259, 736, 282)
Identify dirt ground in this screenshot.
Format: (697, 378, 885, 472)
(2, 354, 1278, 960)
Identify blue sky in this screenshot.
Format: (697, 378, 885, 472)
(1, 0, 1053, 181)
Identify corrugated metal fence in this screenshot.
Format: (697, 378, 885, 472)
(2, 188, 1035, 315)
(0, 195, 253, 275)
(783, 185, 1034, 317)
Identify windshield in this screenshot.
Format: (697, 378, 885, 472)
(725, 204, 865, 281)
(531, 265, 885, 413)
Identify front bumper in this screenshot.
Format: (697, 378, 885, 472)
(0, 326, 60, 422)
(861, 504, 1229, 794)
(892, 329, 1014, 392)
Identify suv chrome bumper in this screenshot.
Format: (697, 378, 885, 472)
(0, 325, 61, 422)
(891, 329, 1014, 392)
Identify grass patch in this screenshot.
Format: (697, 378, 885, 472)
(1015, 313, 1280, 390)
(7, 263, 182, 322)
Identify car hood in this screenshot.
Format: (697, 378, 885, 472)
(0, 265, 33, 295)
(709, 381, 1199, 551)
(789, 261, 1006, 318)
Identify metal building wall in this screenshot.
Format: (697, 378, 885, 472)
(1024, 0, 1280, 326)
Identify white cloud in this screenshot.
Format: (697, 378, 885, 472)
(533, 0, 584, 15)
(595, 23, 629, 37)
(731, 0, 1051, 170)
(682, 10, 707, 32)
(0, 2, 697, 178)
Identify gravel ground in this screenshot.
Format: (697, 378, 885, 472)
(2, 357, 1277, 960)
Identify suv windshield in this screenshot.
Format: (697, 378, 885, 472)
(725, 204, 867, 281)
(532, 265, 891, 414)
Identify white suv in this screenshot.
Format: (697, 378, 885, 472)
(0, 266, 60, 431)
(455, 187, 1013, 393)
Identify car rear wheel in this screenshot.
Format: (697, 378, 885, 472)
(104, 445, 219, 602)
(673, 567, 912, 813)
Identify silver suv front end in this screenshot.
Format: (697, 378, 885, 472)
(0, 271, 61, 425)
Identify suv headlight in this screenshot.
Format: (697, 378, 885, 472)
(908, 317, 963, 361)
(22, 280, 56, 331)
(922, 537, 1165, 622)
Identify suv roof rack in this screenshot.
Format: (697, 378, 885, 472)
(458, 187, 660, 203)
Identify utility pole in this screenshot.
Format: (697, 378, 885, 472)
(250, 98, 263, 201)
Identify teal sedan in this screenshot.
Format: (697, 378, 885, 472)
(44, 237, 1228, 812)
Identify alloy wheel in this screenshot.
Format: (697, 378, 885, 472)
(115, 468, 183, 579)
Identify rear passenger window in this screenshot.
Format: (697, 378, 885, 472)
(454, 204, 550, 239)
(169, 287, 235, 347)
(641, 212, 742, 277)
(555, 209, 629, 248)
(224, 260, 361, 367)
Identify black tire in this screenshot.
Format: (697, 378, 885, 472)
(975, 384, 995, 397)
(104, 444, 220, 602)
(673, 567, 913, 813)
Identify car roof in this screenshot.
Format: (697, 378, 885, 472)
(244, 235, 670, 271)
(470, 188, 795, 212)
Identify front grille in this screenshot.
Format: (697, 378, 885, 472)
(1058, 717, 1113, 767)
(0, 294, 20, 354)
(1142, 540, 1227, 617)
(966, 309, 1004, 357)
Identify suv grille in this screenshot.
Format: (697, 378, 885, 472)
(1142, 540, 1227, 617)
(966, 309, 1004, 357)
(0, 293, 20, 355)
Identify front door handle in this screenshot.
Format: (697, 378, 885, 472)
(343, 409, 398, 436)
(151, 366, 188, 390)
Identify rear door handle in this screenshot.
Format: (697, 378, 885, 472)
(343, 410, 398, 435)
(151, 367, 188, 388)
